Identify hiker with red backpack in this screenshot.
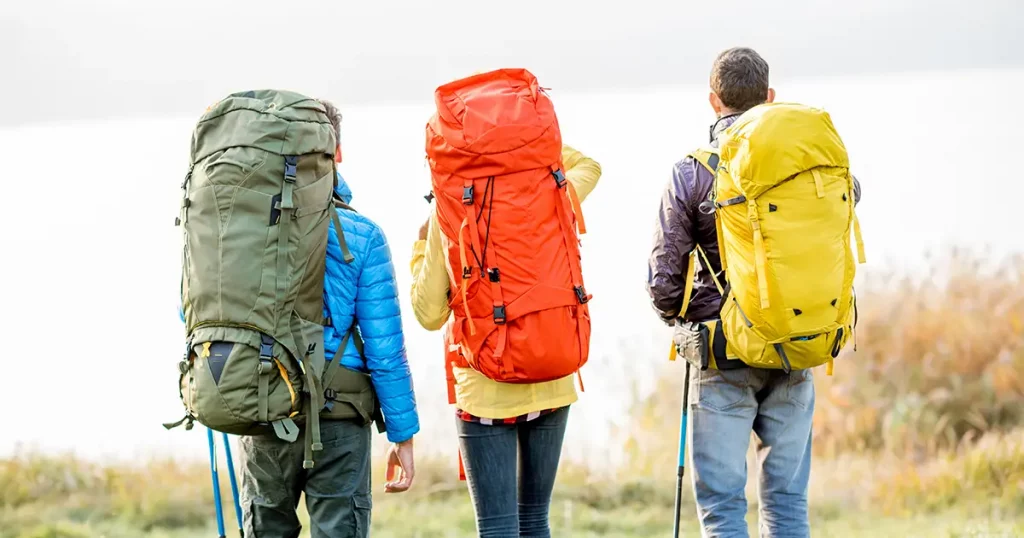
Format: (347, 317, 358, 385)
(410, 69, 602, 537)
(648, 48, 865, 536)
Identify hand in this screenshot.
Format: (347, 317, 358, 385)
(384, 438, 415, 493)
(418, 218, 430, 241)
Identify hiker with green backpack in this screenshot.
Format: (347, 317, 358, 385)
(169, 91, 419, 537)
(648, 48, 864, 537)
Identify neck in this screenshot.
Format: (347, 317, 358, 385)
(717, 108, 742, 119)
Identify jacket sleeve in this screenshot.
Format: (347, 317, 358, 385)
(356, 225, 420, 443)
(647, 161, 696, 324)
(409, 206, 451, 331)
(562, 144, 602, 202)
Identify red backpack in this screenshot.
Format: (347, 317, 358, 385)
(425, 68, 592, 398)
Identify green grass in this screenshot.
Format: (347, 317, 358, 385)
(6, 500, 1022, 538)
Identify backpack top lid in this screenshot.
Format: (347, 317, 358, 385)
(191, 89, 337, 165)
(718, 102, 849, 198)
(426, 68, 562, 178)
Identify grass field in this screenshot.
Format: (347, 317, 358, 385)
(3, 424, 1021, 537)
(3, 251, 1022, 537)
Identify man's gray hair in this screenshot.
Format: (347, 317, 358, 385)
(319, 99, 342, 146)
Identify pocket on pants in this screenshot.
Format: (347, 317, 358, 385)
(786, 369, 815, 411)
(695, 368, 751, 412)
(247, 500, 302, 538)
(352, 494, 372, 537)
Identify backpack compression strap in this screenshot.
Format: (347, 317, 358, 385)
(275, 157, 299, 328)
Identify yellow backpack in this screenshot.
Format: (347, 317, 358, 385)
(685, 102, 866, 375)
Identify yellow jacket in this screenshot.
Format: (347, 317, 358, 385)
(409, 144, 602, 418)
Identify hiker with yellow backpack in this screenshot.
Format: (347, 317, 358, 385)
(410, 69, 601, 537)
(647, 48, 864, 537)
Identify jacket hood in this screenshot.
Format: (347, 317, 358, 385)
(334, 171, 353, 204)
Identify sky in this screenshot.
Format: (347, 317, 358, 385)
(2, 0, 1022, 127)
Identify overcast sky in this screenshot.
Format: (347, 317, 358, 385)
(2, 0, 1021, 127)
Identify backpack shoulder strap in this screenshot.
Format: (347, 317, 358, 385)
(329, 205, 355, 264)
(681, 147, 731, 307)
(688, 147, 719, 175)
(333, 197, 357, 213)
(322, 321, 358, 390)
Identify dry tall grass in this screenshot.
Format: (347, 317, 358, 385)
(815, 249, 1024, 458)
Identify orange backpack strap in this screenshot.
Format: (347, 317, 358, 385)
(456, 219, 476, 335)
(488, 267, 510, 370)
(467, 176, 511, 371)
(550, 164, 591, 360)
(566, 181, 586, 235)
(550, 165, 588, 302)
(445, 356, 457, 405)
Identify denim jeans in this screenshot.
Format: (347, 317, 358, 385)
(239, 419, 372, 538)
(689, 367, 815, 538)
(456, 407, 570, 538)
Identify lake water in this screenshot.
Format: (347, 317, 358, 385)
(2, 68, 1022, 466)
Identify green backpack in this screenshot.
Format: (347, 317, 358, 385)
(165, 90, 380, 468)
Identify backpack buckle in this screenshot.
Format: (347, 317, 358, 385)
(487, 268, 500, 282)
(259, 335, 274, 359)
(323, 388, 337, 401)
(257, 359, 273, 375)
(574, 285, 589, 304)
(552, 169, 566, 188)
(493, 305, 506, 325)
(462, 185, 474, 204)
(283, 156, 298, 183)
(462, 266, 472, 279)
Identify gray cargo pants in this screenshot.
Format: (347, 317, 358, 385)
(239, 419, 372, 538)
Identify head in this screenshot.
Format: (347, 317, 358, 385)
(319, 99, 343, 163)
(709, 47, 775, 117)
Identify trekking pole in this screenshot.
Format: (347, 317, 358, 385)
(221, 432, 244, 537)
(207, 428, 227, 538)
(673, 362, 692, 538)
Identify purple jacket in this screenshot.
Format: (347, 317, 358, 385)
(647, 114, 861, 325)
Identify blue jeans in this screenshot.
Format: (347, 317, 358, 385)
(689, 367, 815, 538)
(456, 407, 570, 538)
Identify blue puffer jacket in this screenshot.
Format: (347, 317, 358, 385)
(323, 174, 418, 443)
